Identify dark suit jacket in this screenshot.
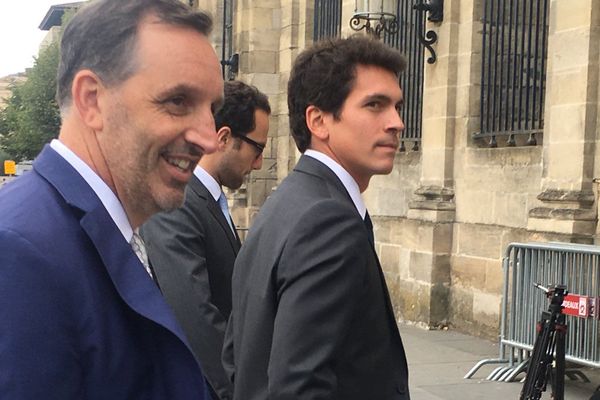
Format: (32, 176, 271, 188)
(0, 146, 210, 399)
(223, 155, 410, 400)
(142, 175, 240, 400)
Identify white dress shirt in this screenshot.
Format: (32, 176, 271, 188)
(50, 139, 133, 242)
(304, 149, 367, 219)
(194, 165, 236, 232)
(193, 165, 221, 202)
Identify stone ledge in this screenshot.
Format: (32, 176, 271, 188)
(536, 189, 595, 206)
(527, 217, 596, 236)
(414, 185, 455, 201)
(408, 200, 456, 211)
(409, 185, 456, 213)
(528, 206, 596, 221)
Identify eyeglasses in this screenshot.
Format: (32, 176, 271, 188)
(231, 132, 265, 155)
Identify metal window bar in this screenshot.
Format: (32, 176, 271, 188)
(313, 0, 342, 41)
(384, 0, 423, 151)
(221, 0, 235, 80)
(474, 0, 549, 147)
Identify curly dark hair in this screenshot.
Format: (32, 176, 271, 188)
(57, 0, 212, 111)
(214, 81, 271, 142)
(287, 35, 406, 153)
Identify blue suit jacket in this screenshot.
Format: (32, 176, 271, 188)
(0, 146, 211, 399)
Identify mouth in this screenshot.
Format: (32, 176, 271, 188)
(378, 142, 399, 151)
(165, 156, 193, 172)
(161, 153, 200, 183)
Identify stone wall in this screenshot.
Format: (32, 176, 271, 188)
(197, 0, 600, 339)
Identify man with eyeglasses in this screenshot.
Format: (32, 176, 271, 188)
(141, 80, 270, 400)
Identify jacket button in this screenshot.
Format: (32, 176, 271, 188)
(396, 383, 407, 394)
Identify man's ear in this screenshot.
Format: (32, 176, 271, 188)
(216, 126, 232, 151)
(305, 105, 329, 141)
(71, 70, 105, 131)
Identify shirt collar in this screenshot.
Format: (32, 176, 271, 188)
(304, 149, 366, 219)
(194, 165, 221, 201)
(50, 139, 134, 242)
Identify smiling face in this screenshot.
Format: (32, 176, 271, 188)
(319, 64, 404, 192)
(97, 17, 224, 225)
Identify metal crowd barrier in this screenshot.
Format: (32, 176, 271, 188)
(465, 242, 600, 382)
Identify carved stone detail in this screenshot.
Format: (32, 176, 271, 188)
(409, 185, 456, 211)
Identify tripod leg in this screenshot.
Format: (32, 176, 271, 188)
(520, 314, 553, 400)
(551, 319, 566, 400)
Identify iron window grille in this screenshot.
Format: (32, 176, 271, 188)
(474, 0, 550, 147)
(221, 0, 237, 80)
(313, 0, 342, 41)
(384, 0, 424, 151)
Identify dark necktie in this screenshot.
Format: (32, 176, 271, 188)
(364, 211, 375, 246)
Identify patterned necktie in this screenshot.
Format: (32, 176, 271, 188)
(130, 230, 153, 278)
(218, 192, 235, 233)
(364, 211, 375, 246)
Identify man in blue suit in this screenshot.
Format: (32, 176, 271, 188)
(0, 0, 223, 399)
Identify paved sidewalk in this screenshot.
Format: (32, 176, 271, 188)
(400, 323, 599, 399)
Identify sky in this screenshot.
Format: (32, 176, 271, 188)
(0, 0, 64, 78)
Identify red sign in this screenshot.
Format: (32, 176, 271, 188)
(561, 294, 597, 318)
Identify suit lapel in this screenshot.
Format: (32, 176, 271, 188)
(208, 199, 241, 250)
(188, 176, 241, 252)
(33, 145, 194, 348)
(295, 155, 400, 336)
(80, 208, 192, 340)
(294, 156, 352, 205)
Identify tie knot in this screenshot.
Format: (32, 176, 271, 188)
(131, 230, 152, 276)
(130, 231, 145, 253)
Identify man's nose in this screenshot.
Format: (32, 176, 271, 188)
(387, 108, 405, 135)
(185, 108, 219, 155)
(252, 152, 263, 170)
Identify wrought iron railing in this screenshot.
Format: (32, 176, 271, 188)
(313, 0, 342, 41)
(474, 0, 549, 147)
(384, 0, 424, 151)
(221, 0, 237, 80)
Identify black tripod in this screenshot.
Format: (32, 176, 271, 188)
(519, 284, 568, 400)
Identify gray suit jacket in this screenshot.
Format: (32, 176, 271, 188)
(142, 176, 240, 400)
(223, 155, 410, 400)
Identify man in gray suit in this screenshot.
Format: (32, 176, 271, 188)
(141, 81, 270, 400)
(224, 35, 410, 399)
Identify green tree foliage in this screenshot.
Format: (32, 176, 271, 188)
(0, 41, 61, 161)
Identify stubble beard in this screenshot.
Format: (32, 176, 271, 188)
(126, 164, 187, 219)
(105, 134, 186, 224)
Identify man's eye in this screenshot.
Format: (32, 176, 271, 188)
(162, 96, 189, 115)
(169, 96, 186, 106)
(366, 102, 381, 109)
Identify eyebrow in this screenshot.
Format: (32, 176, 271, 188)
(157, 83, 224, 105)
(155, 84, 198, 99)
(364, 93, 404, 106)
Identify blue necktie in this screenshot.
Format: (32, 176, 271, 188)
(218, 193, 235, 233)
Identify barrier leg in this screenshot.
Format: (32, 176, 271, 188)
(464, 358, 509, 379)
